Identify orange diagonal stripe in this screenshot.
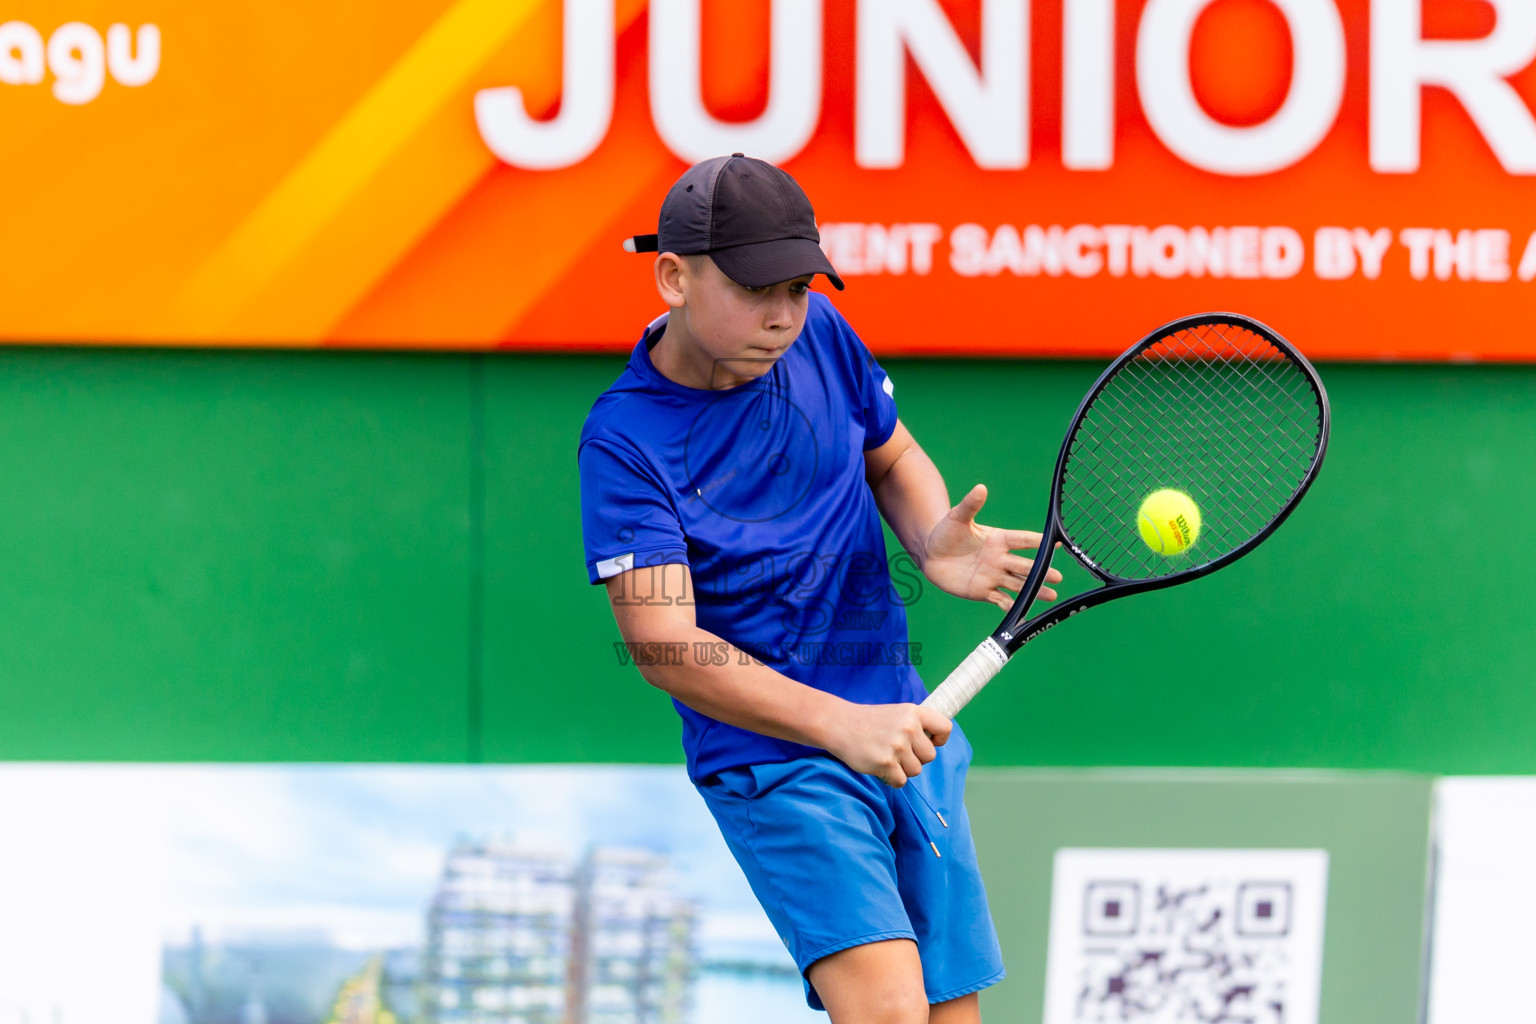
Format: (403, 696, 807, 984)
(328, 0, 656, 346)
(151, 0, 552, 341)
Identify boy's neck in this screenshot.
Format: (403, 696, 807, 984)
(650, 316, 755, 391)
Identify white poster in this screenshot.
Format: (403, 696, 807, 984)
(0, 766, 167, 1024)
(1427, 777, 1536, 1024)
(1043, 848, 1329, 1024)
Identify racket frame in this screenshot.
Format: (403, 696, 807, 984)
(985, 311, 1329, 660)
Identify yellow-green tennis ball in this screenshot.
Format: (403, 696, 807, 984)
(1137, 488, 1201, 556)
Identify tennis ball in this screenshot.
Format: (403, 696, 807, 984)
(1137, 488, 1201, 556)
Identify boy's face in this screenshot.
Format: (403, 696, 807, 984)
(660, 254, 813, 383)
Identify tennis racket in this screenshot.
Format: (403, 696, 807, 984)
(922, 312, 1330, 719)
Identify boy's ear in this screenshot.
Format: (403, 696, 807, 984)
(655, 252, 688, 307)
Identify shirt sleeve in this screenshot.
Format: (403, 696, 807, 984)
(827, 303, 900, 449)
(578, 439, 690, 585)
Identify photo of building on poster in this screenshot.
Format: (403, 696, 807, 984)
(0, 765, 823, 1024)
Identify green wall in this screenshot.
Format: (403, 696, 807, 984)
(0, 348, 1532, 769)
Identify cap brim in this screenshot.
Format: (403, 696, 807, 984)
(710, 237, 845, 291)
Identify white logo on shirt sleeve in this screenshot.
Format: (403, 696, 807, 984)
(596, 552, 635, 579)
(882, 374, 895, 397)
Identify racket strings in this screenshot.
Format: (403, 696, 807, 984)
(1070, 329, 1317, 572)
(1106, 357, 1311, 523)
(1083, 369, 1297, 539)
(1069, 395, 1302, 573)
(1059, 323, 1324, 581)
(1097, 340, 1317, 556)
(1160, 330, 1322, 456)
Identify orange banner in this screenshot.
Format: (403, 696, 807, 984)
(3, 0, 1535, 358)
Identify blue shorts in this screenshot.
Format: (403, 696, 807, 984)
(695, 722, 1005, 1010)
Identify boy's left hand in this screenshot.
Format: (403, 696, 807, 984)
(920, 483, 1063, 612)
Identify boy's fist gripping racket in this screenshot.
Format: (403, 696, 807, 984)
(923, 313, 1330, 718)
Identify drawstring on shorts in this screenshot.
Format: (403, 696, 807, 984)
(898, 781, 949, 858)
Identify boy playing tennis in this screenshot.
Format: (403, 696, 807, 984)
(579, 154, 1059, 1023)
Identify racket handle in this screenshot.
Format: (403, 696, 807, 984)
(921, 637, 1010, 719)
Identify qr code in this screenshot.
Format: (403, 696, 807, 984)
(1043, 849, 1329, 1024)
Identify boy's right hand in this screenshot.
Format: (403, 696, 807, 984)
(825, 702, 953, 788)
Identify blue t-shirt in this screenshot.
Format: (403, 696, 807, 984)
(579, 292, 927, 782)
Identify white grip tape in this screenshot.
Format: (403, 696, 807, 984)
(921, 637, 1010, 718)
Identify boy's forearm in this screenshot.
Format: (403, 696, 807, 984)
(871, 443, 951, 567)
(630, 624, 848, 749)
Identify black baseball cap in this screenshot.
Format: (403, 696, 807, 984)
(624, 153, 844, 290)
